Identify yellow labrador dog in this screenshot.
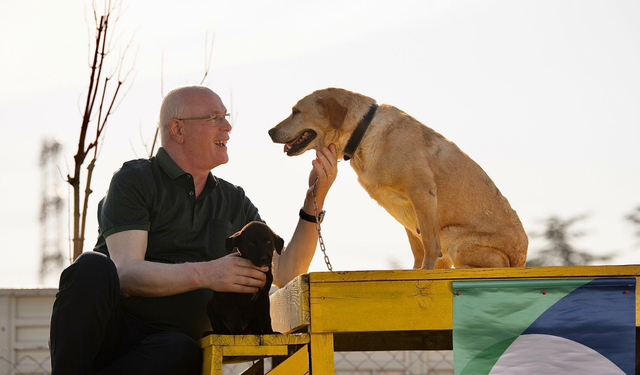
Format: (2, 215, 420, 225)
(268, 88, 528, 269)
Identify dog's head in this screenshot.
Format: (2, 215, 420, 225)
(225, 221, 284, 267)
(268, 88, 376, 158)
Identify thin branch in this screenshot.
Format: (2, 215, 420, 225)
(74, 15, 105, 172)
(199, 31, 215, 85)
(149, 127, 159, 158)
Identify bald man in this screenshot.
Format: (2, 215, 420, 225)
(50, 86, 337, 375)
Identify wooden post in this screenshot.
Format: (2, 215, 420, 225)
(309, 333, 334, 374)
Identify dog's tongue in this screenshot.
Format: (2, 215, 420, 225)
(283, 132, 309, 153)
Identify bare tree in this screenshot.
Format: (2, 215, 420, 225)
(67, 0, 134, 261)
(526, 214, 613, 267)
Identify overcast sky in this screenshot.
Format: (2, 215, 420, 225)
(1, 0, 639, 287)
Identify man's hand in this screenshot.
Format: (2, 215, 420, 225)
(306, 144, 338, 209)
(202, 252, 268, 293)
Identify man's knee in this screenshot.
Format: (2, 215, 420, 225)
(145, 332, 202, 375)
(58, 252, 119, 295)
(74, 251, 115, 272)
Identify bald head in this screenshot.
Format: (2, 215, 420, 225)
(158, 86, 220, 145)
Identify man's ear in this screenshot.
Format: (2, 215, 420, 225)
(317, 96, 348, 129)
(168, 119, 185, 144)
(274, 234, 284, 255)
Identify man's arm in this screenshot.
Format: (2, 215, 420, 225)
(106, 230, 268, 297)
(272, 145, 337, 287)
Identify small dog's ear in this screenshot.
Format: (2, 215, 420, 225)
(225, 231, 240, 254)
(318, 96, 347, 129)
(274, 234, 284, 255)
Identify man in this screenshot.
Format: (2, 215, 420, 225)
(49, 86, 337, 374)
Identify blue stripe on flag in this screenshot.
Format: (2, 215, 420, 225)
(522, 278, 636, 374)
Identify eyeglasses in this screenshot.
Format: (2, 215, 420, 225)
(178, 113, 231, 124)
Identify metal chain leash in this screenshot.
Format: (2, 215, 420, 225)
(312, 178, 333, 272)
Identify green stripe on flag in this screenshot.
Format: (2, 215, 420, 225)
(452, 279, 593, 375)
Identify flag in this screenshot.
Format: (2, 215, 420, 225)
(453, 278, 636, 375)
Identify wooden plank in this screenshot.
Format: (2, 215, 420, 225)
(270, 346, 309, 375)
(309, 333, 334, 374)
(310, 280, 452, 332)
(309, 265, 640, 283)
(261, 334, 309, 346)
(271, 274, 310, 333)
(333, 330, 452, 352)
(200, 335, 260, 348)
(308, 267, 640, 328)
(199, 334, 310, 348)
(201, 346, 222, 375)
(222, 345, 288, 357)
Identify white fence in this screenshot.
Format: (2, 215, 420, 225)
(0, 289, 55, 375)
(0, 289, 454, 374)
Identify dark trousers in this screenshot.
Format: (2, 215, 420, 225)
(49, 252, 202, 375)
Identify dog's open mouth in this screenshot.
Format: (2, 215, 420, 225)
(283, 130, 317, 156)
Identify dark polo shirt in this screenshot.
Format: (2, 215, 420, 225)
(94, 147, 261, 340)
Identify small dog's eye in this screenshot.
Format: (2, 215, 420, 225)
(292, 108, 300, 117)
(265, 240, 272, 246)
(248, 241, 255, 247)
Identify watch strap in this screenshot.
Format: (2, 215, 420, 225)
(299, 208, 324, 224)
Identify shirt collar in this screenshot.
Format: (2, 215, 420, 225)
(157, 147, 186, 179)
(156, 147, 219, 191)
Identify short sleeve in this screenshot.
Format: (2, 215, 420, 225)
(99, 162, 154, 238)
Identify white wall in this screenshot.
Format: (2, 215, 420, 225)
(0, 289, 56, 375)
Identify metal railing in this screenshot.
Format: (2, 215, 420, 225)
(221, 350, 454, 375)
(0, 353, 51, 375)
(0, 350, 454, 374)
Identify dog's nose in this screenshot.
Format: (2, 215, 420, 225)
(268, 128, 276, 138)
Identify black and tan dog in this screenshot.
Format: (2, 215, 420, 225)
(207, 221, 284, 335)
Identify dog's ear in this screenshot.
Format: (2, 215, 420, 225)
(318, 96, 348, 129)
(225, 231, 240, 254)
(274, 234, 284, 255)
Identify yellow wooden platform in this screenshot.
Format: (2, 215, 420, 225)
(270, 265, 640, 374)
(202, 265, 640, 374)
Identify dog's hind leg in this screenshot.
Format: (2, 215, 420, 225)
(405, 228, 424, 269)
(448, 245, 510, 268)
(434, 256, 453, 269)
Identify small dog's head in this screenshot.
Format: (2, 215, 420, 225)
(225, 221, 284, 267)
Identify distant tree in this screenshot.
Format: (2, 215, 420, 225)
(625, 206, 640, 241)
(526, 214, 613, 267)
(67, 0, 134, 261)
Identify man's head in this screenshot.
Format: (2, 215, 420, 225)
(159, 86, 232, 172)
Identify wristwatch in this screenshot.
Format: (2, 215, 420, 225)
(299, 208, 325, 224)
